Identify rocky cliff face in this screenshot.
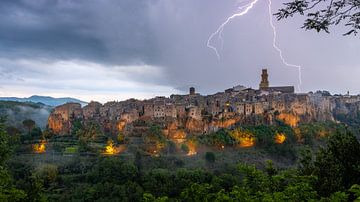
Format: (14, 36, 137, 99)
(47, 103, 82, 135)
(47, 93, 360, 138)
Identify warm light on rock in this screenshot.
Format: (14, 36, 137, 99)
(186, 140, 197, 156)
(48, 114, 64, 134)
(277, 113, 299, 127)
(231, 130, 255, 148)
(117, 121, 126, 132)
(274, 133, 286, 144)
(240, 136, 255, 148)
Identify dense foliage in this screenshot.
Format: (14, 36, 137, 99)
(2, 117, 360, 201)
(0, 118, 26, 201)
(276, 0, 360, 35)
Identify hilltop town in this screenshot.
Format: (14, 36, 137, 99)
(48, 69, 360, 139)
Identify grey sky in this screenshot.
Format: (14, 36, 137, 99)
(0, 0, 358, 102)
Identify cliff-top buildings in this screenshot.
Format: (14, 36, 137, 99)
(48, 68, 360, 137)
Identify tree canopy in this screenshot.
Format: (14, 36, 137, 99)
(276, 0, 360, 35)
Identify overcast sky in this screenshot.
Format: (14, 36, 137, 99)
(0, 0, 358, 103)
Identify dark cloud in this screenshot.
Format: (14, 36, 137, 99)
(0, 0, 358, 99)
(0, 0, 158, 65)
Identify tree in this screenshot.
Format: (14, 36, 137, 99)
(30, 127, 43, 139)
(265, 160, 277, 177)
(180, 183, 213, 201)
(181, 144, 189, 154)
(142, 169, 173, 197)
(71, 119, 83, 135)
(22, 119, 35, 135)
(313, 130, 360, 196)
(76, 122, 103, 142)
(0, 119, 10, 166)
(349, 184, 360, 201)
(33, 164, 58, 188)
(5, 126, 21, 148)
(298, 147, 315, 176)
(88, 158, 138, 184)
(276, 0, 360, 35)
(117, 132, 125, 144)
(143, 124, 166, 153)
(205, 152, 216, 164)
(0, 118, 26, 201)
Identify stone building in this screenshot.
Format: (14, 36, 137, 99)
(121, 109, 139, 123)
(83, 101, 102, 120)
(245, 103, 253, 115)
(259, 69, 269, 90)
(187, 105, 202, 120)
(253, 102, 264, 115)
(165, 103, 177, 118)
(175, 104, 186, 118)
(259, 68, 295, 94)
(143, 102, 154, 117)
(189, 87, 196, 95)
(235, 103, 245, 115)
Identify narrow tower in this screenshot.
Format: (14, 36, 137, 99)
(259, 69, 269, 90)
(189, 87, 195, 95)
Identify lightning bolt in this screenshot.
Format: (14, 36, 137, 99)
(267, 0, 302, 91)
(206, 0, 259, 60)
(207, 0, 302, 92)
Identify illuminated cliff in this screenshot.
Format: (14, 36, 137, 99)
(47, 89, 358, 138)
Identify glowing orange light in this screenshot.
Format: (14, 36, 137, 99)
(240, 136, 255, 148)
(117, 121, 126, 131)
(230, 130, 255, 148)
(187, 150, 197, 156)
(104, 140, 117, 155)
(186, 140, 197, 156)
(274, 133, 286, 144)
(220, 118, 237, 128)
(33, 141, 46, 153)
(277, 113, 299, 127)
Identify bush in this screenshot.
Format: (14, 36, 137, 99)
(205, 152, 216, 164)
(180, 144, 189, 153)
(33, 164, 58, 188)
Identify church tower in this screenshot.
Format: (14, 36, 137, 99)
(259, 69, 269, 90)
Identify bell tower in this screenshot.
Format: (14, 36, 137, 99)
(259, 69, 269, 90)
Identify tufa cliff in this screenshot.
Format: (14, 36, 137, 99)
(47, 87, 359, 140)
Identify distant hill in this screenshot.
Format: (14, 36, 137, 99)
(0, 101, 53, 129)
(0, 95, 87, 107)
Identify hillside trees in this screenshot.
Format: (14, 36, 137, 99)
(313, 130, 360, 196)
(0, 118, 26, 201)
(22, 119, 35, 134)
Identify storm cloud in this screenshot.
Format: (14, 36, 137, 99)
(0, 0, 358, 102)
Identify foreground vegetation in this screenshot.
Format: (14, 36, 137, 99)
(1, 117, 360, 201)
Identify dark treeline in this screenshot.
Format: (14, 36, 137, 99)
(1, 117, 360, 201)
